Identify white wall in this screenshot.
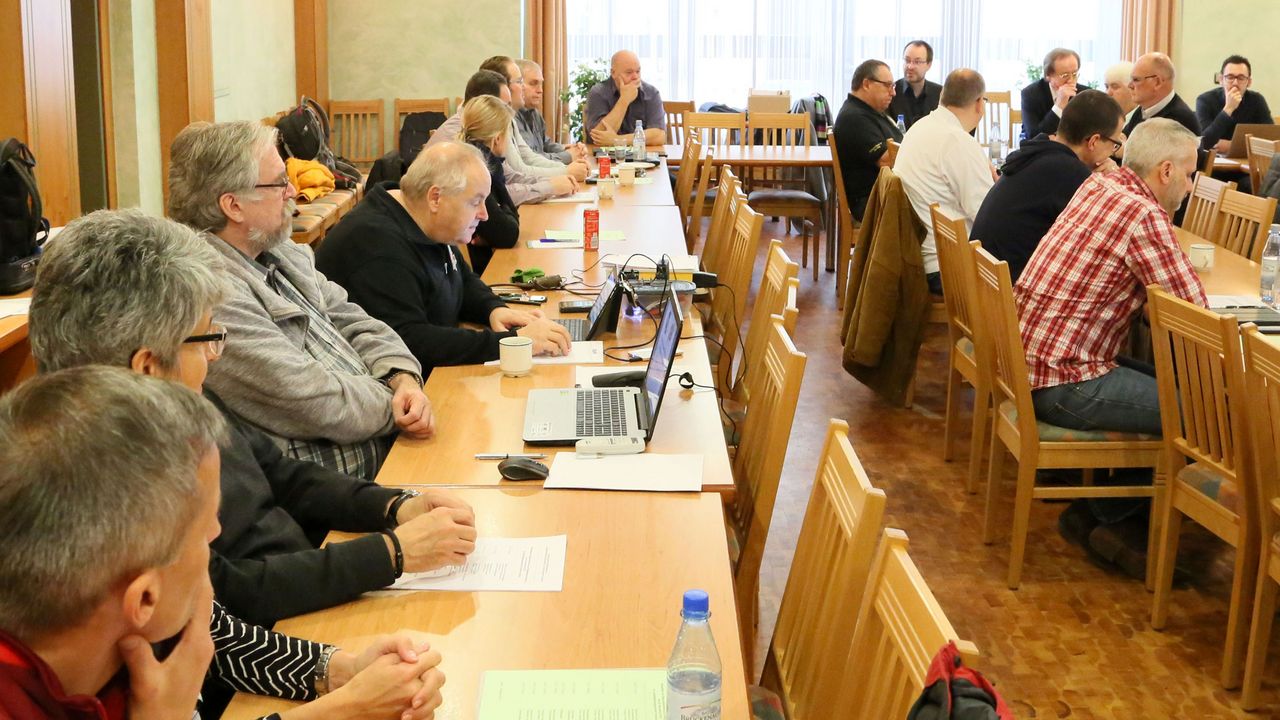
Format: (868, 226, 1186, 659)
(211, 0, 297, 122)
(1174, 0, 1280, 117)
(128, 0, 162, 215)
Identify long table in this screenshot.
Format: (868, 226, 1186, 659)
(1176, 226, 1258, 295)
(222, 489, 749, 719)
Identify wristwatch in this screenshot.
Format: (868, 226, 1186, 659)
(385, 489, 421, 528)
(381, 369, 423, 388)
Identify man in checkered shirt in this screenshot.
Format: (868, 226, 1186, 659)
(1015, 118, 1206, 568)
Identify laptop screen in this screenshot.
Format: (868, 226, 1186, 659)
(642, 288, 684, 436)
(587, 275, 617, 324)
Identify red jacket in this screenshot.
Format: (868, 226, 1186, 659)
(0, 630, 127, 720)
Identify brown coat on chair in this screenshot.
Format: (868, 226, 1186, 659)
(839, 167, 929, 405)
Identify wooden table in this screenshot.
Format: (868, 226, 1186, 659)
(1213, 156, 1250, 175)
(222, 489, 749, 720)
(1176, 227, 1258, 295)
(0, 290, 34, 394)
(591, 157, 675, 206)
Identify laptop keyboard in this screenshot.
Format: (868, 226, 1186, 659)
(575, 389, 629, 436)
(556, 318, 587, 342)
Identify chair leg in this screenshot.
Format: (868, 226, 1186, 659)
(966, 388, 991, 494)
(1145, 476, 1165, 592)
(1006, 459, 1038, 589)
(942, 365, 963, 463)
(1242, 569, 1279, 710)
(1222, 528, 1260, 689)
(983, 433, 1008, 545)
(805, 223, 817, 281)
(1150, 504, 1183, 630)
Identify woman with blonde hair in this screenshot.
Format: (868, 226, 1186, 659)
(458, 95, 520, 273)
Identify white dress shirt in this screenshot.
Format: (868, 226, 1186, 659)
(893, 107, 994, 274)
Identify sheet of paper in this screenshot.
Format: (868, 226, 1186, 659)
(1207, 294, 1266, 309)
(601, 253, 698, 273)
(478, 668, 666, 720)
(484, 341, 605, 366)
(543, 229, 626, 241)
(0, 297, 31, 318)
(622, 177, 655, 185)
(545, 452, 703, 492)
(388, 536, 566, 592)
(573, 362, 710, 394)
(540, 191, 597, 204)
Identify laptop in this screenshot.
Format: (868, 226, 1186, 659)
(523, 287, 684, 445)
(1224, 124, 1280, 158)
(555, 275, 622, 342)
(1230, 306, 1280, 333)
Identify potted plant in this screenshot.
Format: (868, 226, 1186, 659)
(559, 58, 608, 144)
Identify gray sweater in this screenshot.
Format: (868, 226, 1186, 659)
(203, 236, 421, 447)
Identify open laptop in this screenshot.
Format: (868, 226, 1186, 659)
(555, 274, 622, 342)
(523, 287, 684, 445)
(1224, 124, 1280, 158)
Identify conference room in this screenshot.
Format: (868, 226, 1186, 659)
(7, 0, 1280, 718)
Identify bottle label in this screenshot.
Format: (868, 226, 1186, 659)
(667, 691, 720, 720)
(583, 209, 600, 251)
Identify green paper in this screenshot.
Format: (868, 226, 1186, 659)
(477, 668, 666, 719)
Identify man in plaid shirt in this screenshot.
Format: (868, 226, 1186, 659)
(1015, 118, 1205, 570)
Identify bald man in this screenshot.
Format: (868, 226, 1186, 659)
(585, 50, 666, 146)
(1123, 52, 1200, 137)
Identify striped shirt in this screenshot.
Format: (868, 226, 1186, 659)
(1015, 167, 1206, 389)
(209, 602, 326, 718)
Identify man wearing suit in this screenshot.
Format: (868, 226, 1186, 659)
(1196, 55, 1273, 154)
(1020, 48, 1080, 141)
(1124, 52, 1201, 137)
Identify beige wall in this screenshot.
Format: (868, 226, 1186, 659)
(1174, 0, 1280, 119)
(328, 0, 522, 147)
(114, 0, 163, 215)
(212, 0, 296, 122)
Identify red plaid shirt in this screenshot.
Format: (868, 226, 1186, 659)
(1015, 166, 1206, 389)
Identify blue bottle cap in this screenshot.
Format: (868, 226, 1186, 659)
(682, 589, 710, 619)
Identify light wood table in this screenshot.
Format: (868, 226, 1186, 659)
(513, 204, 687, 264)
(222, 489, 749, 720)
(590, 157, 675, 206)
(1213, 156, 1250, 175)
(1177, 227, 1258, 295)
(0, 290, 34, 394)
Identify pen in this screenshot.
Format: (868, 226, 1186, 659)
(537, 238, 579, 244)
(475, 453, 548, 460)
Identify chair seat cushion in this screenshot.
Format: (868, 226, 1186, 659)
(748, 685, 786, 720)
(291, 214, 322, 232)
(1177, 462, 1240, 514)
(747, 189, 821, 207)
(998, 401, 1159, 442)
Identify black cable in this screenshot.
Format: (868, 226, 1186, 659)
(670, 334, 739, 441)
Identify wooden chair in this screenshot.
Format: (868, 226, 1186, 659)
(747, 113, 824, 281)
(728, 239, 800, 404)
(758, 419, 887, 717)
(1241, 326, 1280, 708)
(726, 317, 807, 668)
(664, 100, 695, 145)
(672, 134, 704, 243)
(1246, 134, 1278, 195)
(685, 148, 718, 253)
(833, 528, 981, 716)
(698, 166, 742, 286)
(1181, 174, 1237, 240)
(1009, 108, 1023, 150)
(884, 139, 901, 168)
(826, 128, 858, 310)
(1210, 188, 1278, 262)
(329, 99, 384, 168)
(932, 207, 988, 494)
(707, 197, 764, 371)
(1147, 287, 1257, 690)
(971, 246, 1164, 588)
(686, 111, 747, 153)
(394, 97, 452, 126)
(978, 91, 1011, 147)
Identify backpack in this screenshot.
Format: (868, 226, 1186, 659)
(398, 111, 448, 167)
(275, 97, 362, 190)
(906, 641, 1015, 720)
(0, 138, 48, 293)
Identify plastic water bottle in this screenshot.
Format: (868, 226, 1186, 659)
(1261, 224, 1280, 304)
(989, 123, 1005, 160)
(633, 121, 646, 161)
(666, 589, 721, 720)
(895, 114, 907, 136)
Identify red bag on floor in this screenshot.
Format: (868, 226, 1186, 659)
(906, 641, 1014, 720)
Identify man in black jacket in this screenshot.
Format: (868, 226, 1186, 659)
(888, 40, 941, 131)
(28, 208, 478, 626)
(972, 90, 1126, 282)
(834, 59, 903, 221)
(1021, 48, 1080, 141)
(317, 142, 571, 375)
(1196, 54, 1273, 154)
(1124, 52, 1201, 137)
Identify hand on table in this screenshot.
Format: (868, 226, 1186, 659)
(395, 489, 476, 529)
(566, 160, 590, 183)
(118, 582, 214, 720)
(548, 175, 580, 196)
(569, 143, 589, 162)
(394, 506, 478, 571)
(389, 374, 435, 439)
(325, 643, 445, 720)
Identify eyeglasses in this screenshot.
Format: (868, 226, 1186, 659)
(1055, 72, 1080, 82)
(183, 325, 228, 359)
(1130, 74, 1158, 84)
(903, 59, 929, 67)
(869, 78, 895, 89)
(253, 178, 293, 197)
(1101, 134, 1125, 152)
(1222, 73, 1251, 83)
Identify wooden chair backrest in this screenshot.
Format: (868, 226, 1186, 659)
(329, 99, 384, 166)
(1009, 108, 1023, 150)
(747, 112, 812, 186)
(1247, 135, 1278, 195)
(932, 204, 977, 347)
(761, 419, 887, 720)
(1148, 287, 1253, 515)
(1212, 188, 1279, 262)
(884, 139, 901, 168)
(1182, 174, 1237, 240)
(708, 197, 763, 368)
(979, 90, 1011, 146)
(700, 165, 741, 278)
(835, 529, 980, 717)
(1243, 326, 1280, 541)
(732, 240, 800, 401)
(971, 245, 1037, 439)
(394, 97, 452, 126)
(673, 134, 704, 233)
(826, 127, 856, 236)
(664, 100, 695, 145)
(686, 112, 747, 152)
(730, 318, 807, 598)
(685, 148, 718, 253)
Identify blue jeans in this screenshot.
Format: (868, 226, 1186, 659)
(1031, 362, 1160, 523)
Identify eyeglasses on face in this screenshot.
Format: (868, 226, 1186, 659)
(1100, 134, 1125, 152)
(183, 325, 228, 359)
(1055, 72, 1080, 82)
(903, 59, 929, 67)
(869, 78, 895, 89)
(1222, 73, 1251, 83)
(253, 178, 294, 197)
(1130, 74, 1158, 84)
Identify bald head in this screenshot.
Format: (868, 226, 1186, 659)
(1136, 52, 1176, 82)
(1130, 52, 1177, 109)
(611, 50, 642, 86)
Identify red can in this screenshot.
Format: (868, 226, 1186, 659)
(583, 208, 600, 251)
(597, 156, 611, 179)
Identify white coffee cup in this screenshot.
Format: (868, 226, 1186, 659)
(499, 336, 534, 377)
(618, 166, 637, 185)
(597, 178, 616, 199)
(1189, 243, 1215, 270)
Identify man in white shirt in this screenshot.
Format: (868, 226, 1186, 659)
(894, 68, 995, 294)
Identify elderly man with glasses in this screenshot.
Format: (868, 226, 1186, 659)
(888, 40, 941, 131)
(1021, 47, 1081, 141)
(833, 59, 904, 222)
(1196, 54, 1273, 155)
(1124, 52, 1201, 137)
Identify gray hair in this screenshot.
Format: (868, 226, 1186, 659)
(168, 120, 278, 233)
(0, 366, 226, 639)
(401, 141, 487, 202)
(1042, 47, 1081, 77)
(1104, 62, 1134, 85)
(30, 208, 228, 373)
(1123, 118, 1198, 176)
(516, 58, 540, 74)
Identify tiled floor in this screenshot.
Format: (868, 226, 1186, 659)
(743, 221, 1278, 718)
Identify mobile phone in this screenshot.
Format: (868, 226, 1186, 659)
(504, 295, 546, 306)
(559, 300, 594, 313)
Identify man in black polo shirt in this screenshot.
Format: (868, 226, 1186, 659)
(888, 40, 941, 130)
(1196, 54, 1273, 154)
(833, 59, 903, 221)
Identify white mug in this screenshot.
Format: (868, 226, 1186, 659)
(499, 336, 534, 377)
(618, 166, 637, 185)
(1188, 243, 1215, 270)
(597, 178, 616, 199)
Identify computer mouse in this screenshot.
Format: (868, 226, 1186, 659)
(497, 456, 550, 481)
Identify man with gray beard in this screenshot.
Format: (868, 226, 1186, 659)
(167, 121, 432, 480)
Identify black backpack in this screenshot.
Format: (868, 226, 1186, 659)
(0, 138, 48, 293)
(398, 111, 447, 167)
(275, 96, 362, 190)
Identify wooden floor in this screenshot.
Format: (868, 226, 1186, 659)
(745, 220, 1280, 718)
